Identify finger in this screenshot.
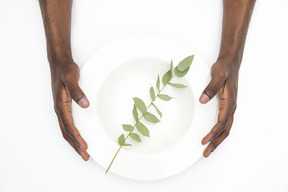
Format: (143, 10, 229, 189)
(55, 89, 88, 150)
(203, 114, 234, 158)
(201, 78, 236, 145)
(56, 114, 90, 161)
(57, 103, 88, 150)
(199, 70, 228, 104)
(62, 73, 89, 108)
(202, 104, 235, 145)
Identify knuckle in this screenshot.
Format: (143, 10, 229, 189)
(62, 72, 75, 83)
(215, 121, 226, 132)
(209, 86, 219, 95)
(62, 133, 70, 141)
(54, 105, 59, 113)
(64, 125, 74, 135)
(62, 130, 70, 141)
(212, 65, 228, 78)
(61, 64, 80, 83)
(234, 103, 237, 111)
(226, 96, 237, 109)
(54, 102, 61, 113)
(54, 93, 64, 109)
(228, 99, 236, 109)
(216, 70, 228, 79)
(54, 100, 63, 113)
(224, 131, 230, 138)
(210, 141, 218, 151)
(64, 125, 79, 139)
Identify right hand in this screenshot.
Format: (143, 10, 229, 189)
(51, 59, 90, 161)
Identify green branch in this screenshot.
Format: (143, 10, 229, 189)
(105, 55, 194, 174)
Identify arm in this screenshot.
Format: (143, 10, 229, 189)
(39, 0, 90, 160)
(200, 0, 256, 157)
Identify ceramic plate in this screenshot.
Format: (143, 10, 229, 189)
(72, 33, 218, 180)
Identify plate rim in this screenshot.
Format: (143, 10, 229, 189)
(72, 32, 218, 180)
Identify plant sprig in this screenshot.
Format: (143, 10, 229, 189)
(105, 55, 194, 174)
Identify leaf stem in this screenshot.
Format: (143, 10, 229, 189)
(105, 72, 178, 174)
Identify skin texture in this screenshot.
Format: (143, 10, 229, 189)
(39, 0, 255, 160)
(199, 0, 256, 157)
(39, 0, 90, 161)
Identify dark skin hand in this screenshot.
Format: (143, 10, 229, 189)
(39, 0, 255, 161)
(39, 0, 90, 160)
(200, 0, 256, 157)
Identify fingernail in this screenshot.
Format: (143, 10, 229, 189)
(200, 94, 209, 104)
(79, 98, 89, 108)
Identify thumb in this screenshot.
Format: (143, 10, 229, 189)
(62, 74, 90, 108)
(199, 70, 227, 104)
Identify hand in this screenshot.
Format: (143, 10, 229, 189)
(199, 58, 239, 158)
(51, 60, 90, 161)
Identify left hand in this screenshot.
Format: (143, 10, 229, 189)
(199, 58, 239, 157)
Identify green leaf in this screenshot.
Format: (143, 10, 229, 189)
(136, 122, 150, 137)
(156, 74, 160, 91)
(162, 70, 171, 85)
(118, 134, 132, 146)
(122, 124, 134, 132)
(176, 55, 194, 72)
(151, 103, 162, 118)
(150, 86, 155, 101)
(168, 82, 187, 88)
(133, 97, 147, 114)
(122, 143, 132, 146)
(118, 134, 124, 145)
(132, 105, 138, 122)
(130, 133, 141, 142)
(158, 94, 173, 101)
(144, 112, 160, 123)
(174, 66, 190, 77)
(170, 59, 174, 76)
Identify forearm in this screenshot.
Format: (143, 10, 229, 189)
(39, 0, 73, 65)
(218, 0, 256, 66)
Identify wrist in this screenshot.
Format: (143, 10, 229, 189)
(47, 46, 73, 64)
(48, 53, 76, 77)
(217, 50, 242, 72)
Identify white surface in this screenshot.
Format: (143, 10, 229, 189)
(0, 0, 288, 191)
(72, 33, 218, 180)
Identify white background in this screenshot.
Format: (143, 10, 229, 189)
(1, 0, 288, 191)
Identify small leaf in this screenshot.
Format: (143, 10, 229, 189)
(130, 133, 141, 142)
(162, 70, 171, 85)
(158, 94, 173, 101)
(118, 134, 125, 145)
(118, 134, 131, 146)
(133, 97, 147, 114)
(122, 143, 132, 146)
(170, 59, 173, 77)
(156, 74, 160, 91)
(176, 55, 194, 72)
(122, 124, 134, 132)
(132, 105, 138, 122)
(151, 103, 162, 118)
(174, 66, 190, 77)
(150, 86, 155, 101)
(168, 82, 187, 88)
(136, 122, 150, 137)
(144, 112, 160, 123)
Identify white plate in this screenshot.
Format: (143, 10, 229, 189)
(72, 33, 218, 181)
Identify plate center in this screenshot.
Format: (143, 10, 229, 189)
(96, 57, 195, 154)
